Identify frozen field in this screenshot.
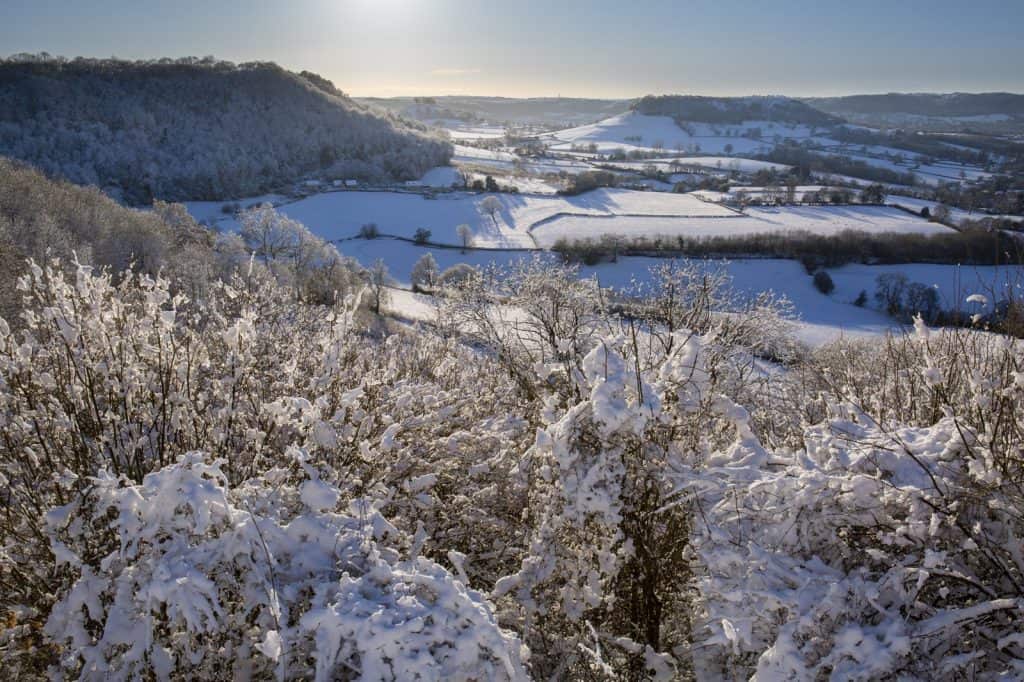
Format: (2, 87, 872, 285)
(808, 148, 993, 186)
(451, 144, 519, 166)
(606, 157, 790, 173)
(826, 262, 1024, 314)
(417, 166, 462, 187)
(532, 204, 954, 247)
(744, 205, 953, 234)
(375, 250, 897, 346)
(887, 195, 1024, 226)
(185, 194, 287, 225)
(444, 124, 507, 140)
(342, 228, 1022, 346)
(543, 112, 815, 155)
(186, 188, 736, 248)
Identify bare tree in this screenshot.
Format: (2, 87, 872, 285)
(480, 196, 501, 228)
(369, 258, 389, 314)
(411, 252, 439, 292)
(456, 223, 473, 253)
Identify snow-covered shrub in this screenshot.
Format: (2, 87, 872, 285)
(0, 259, 535, 678)
(493, 325, 743, 679)
(692, 320, 1024, 679)
(3, 251, 1023, 680)
(44, 453, 527, 680)
(238, 203, 363, 303)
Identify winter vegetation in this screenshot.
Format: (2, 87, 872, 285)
(1, 239, 1024, 678)
(0, 55, 451, 203)
(633, 94, 840, 126)
(0, 157, 363, 316)
(2, 34, 1024, 679)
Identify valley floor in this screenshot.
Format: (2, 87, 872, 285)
(186, 187, 1021, 347)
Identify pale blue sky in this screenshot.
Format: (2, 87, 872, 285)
(3, 0, 1022, 97)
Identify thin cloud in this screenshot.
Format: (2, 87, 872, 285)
(429, 68, 481, 77)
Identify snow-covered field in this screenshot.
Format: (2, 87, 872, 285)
(444, 124, 507, 140)
(417, 166, 462, 187)
(807, 148, 993, 186)
(451, 144, 519, 166)
(606, 157, 790, 174)
(532, 204, 953, 247)
(283, 192, 532, 247)
(185, 187, 1010, 347)
(379, 253, 897, 346)
(692, 185, 827, 202)
(187, 188, 737, 249)
(888, 195, 1024, 226)
(185, 193, 287, 225)
(543, 112, 816, 155)
(744, 205, 953, 235)
(826, 262, 1024, 314)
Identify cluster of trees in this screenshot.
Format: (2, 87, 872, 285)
(0, 156, 366, 317)
(934, 175, 1024, 219)
(468, 174, 519, 193)
(560, 169, 618, 195)
(874, 272, 941, 320)
(870, 272, 1024, 335)
(0, 55, 452, 203)
(633, 95, 839, 126)
(552, 227, 1022, 268)
(831, 126, 992, 167)
(763, 143, 918, 186)
(1, 253, 1022, 678)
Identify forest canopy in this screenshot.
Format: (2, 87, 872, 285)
(0, 55, 452, 203)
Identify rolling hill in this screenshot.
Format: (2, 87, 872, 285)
(804, 92, 1024, 133)
(0, 55, 452, 203)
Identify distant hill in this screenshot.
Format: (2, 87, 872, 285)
(633, 95, 841, 126)
(358, 96, 632, 126)
(804, 93, 1024, 133)
(0, 55, 452, 203)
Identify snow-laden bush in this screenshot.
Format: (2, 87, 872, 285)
(691, 320, 1024, 679)
(44, 452, 527, 680)
(3, 254, 1023, 679)
(493, 326, 741, 679)
(0, 260, 532, 677)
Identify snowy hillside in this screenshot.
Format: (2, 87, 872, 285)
(0, 56, 451, 203)
(532, 204, 953, 247)
(6, 162, 1024, 681)
(542, 112, 816, 155)
(189, 188, 737, 248)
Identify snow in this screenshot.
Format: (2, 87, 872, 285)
(452, 145, 518, 164)
(826, 262, 1024, 314)
(532, 205, 953, 247)
(463, 171, 562, 195)
(807, 148, 993, 186)
(186, 188, 743, 249)
(418, 166, 463, 188)
(544, 112, 816, 155)
(266, 191, 536, 248)
(604, 157, 790, 173)
(384, 252, 1022, 346)
(184, 193, 287, 224)
(888, 195, 1024, 226)
(743, 205, 954, 235)
(344, 240, 535, 285)
(444, 124, 508, 140)
(380, 250, 897, 347)
(183, 188, 1005, 348)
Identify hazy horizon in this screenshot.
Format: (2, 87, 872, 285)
(4, 0, 1023, 99)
